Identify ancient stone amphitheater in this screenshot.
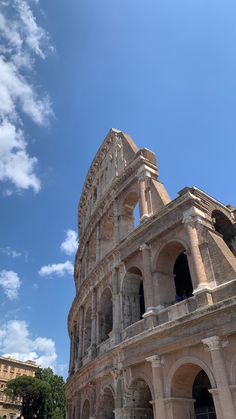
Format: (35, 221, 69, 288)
(65, 129, 236, 419)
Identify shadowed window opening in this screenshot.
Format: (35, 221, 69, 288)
(100, 288, 113, 342)
(174, 252, 193, 300)
(139, 281, 145, 318)
(193, 370, 216, 418)
(212, 210, 236, 256)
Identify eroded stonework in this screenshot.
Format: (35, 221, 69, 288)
(65, 129, 236, 419)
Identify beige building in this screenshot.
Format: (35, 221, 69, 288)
(65, 129, 236, 419)
(0, 356, 37, 419)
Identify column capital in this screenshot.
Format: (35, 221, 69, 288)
(137, 170, 152, 182)
(146, 355, 163, 367)
(182, 207, 206, 226)
(139, 243, 150, 252)
(202, 336, 228, 351)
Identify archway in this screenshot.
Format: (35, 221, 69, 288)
(100, 215, 114, 257)
(174, 252, 193, 299)
(193, 370, 216, 418)
(156, 241, 193, 307)
(120, 191, 140, 239)
(81, 399, 90, 419)
(127, 379, 154, 419)
(99, 387, 115, 419)
(83, 307, 92, 355)
(99, 288, 113, 342)
(212, 210, 236, 256)
(170, 363, 216, 419)
(122, 267, 145, 328)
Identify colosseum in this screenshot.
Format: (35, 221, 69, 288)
(65, 129, 236, 419)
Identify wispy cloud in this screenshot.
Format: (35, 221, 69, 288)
(0, 320, 57, 369)
(0, 0, 53, 194)
(0, 246, 22, 258)
(0, 270, 21, 300)
(38, 261, 74, 277)
(60, 229, 78, 256)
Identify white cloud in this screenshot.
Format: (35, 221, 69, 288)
(0, 320, 57, 369)
(38, 261, 74, 277)
(0, 246, 22, 258)
(0, 270, 21, 300)
(0, 0, 53, 194)
(60, 229, 78, 256)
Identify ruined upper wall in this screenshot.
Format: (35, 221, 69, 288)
(78, 129, 158, 237)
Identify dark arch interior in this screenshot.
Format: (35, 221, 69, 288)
(174, 252, 193, 300)
(100, 289, 113, 342)
(139, 281, 145, 318)
(81, 400, 90, 419)
(101, 388, 115, 419)
(213, 210, 236, 256)
(193, 370, 216, 418)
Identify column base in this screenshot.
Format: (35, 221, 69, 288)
(193, 287, 213, 308)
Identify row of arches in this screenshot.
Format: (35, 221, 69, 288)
(79, 367, 216, 419)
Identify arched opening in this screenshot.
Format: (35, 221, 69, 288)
(171, 363, 216, 419)
(83, 307, 92, 355)
(81, 399, 90, 419)
(99, 388, 115, 419)
(193, 370, 216, 418)
(100, 216, 114, 257)
(156, 241, 193, 307)
(127, 379, 154, 419)
(212, 210, 236, 256)
(120, 191, 140, 239)
(99, 288, 113, 343)
(122, 267, 145, 328)
(174, 252, 193, 300)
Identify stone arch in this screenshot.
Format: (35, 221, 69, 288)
(98, 386, 115, 419)
(120, 190, 140, 239)
(126, 377, 154, 419)
(99, 287, 113, 342)
(81, 399, 90, 419)
(100, 214, 115, 257)
(166, 356, 216, 398)
(83, 306, 92, 355)
(212, 209, 236, 256)
(166, 358, 217, 419)
(155, 240, 193, 307)
(122, 267, 145, 328)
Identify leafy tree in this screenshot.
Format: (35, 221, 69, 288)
(5, 375, 50, 419)
(36, 367, 65, 418)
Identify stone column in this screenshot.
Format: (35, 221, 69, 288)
(140, 244, 155, 310)
(112, 267, 121, 344)
(182, 208, 208, 291)
(74, 392, 81, 419)
(85, 244, 89, 277)
(96, 222, 101, 262)
(69, 331, 73, 375)
(78, 306, 84, 366)
(113, 199, 120, 243)
(91, 288, 97, 356)
(202, 336, 236, 419)
(138, 172, 151, 221)
(146, 355, 167, 419)
(89, 383, 96, 419)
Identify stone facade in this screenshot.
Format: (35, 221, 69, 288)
(65, 129, 236, 419)
(0, 356, 37, 419)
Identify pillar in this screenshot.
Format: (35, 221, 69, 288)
(182, 208, 208, 291)
(112, 267, 121, 344)
(91, 288, 97, 356)
(138, 171, 151, 221)
(140, 244, 155, 310)
(78, 306, 84, 366)
(113, 199, 120, 243)
(202, 336, 236, 419)
(146, 355, 167, 419)
(96, 222, 101, 262)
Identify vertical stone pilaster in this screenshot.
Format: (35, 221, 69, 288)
(113, 199, 120, 243)
(140, 244, 155, 310)
(112, 267, 121, 344)
(96, 222, 101, 262)
(202, 336, 236, 419)
(146, 355, 167, 419)
(91, 288, 97, 356)
(182, 208, 208, 291)
(138, 173, 150, 221)
(78, 306, 84, 366)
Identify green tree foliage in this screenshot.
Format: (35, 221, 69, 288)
(35, 367, 65, 418)
(5, 375, 50, 419)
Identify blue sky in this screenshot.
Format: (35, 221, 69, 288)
(0, 0, 235, 377)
